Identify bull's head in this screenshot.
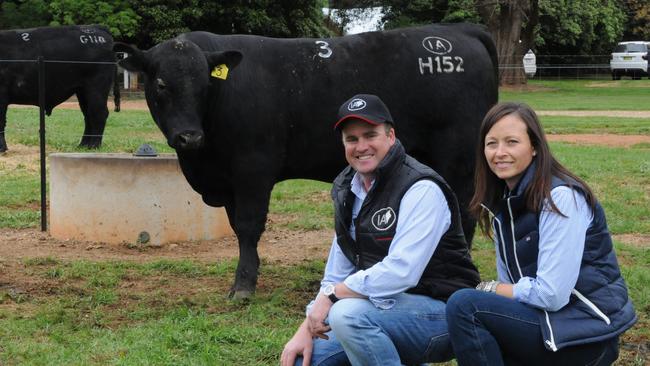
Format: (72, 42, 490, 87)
(114, 40, 241, 150)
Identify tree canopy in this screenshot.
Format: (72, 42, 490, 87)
(0, 0, 332, 48)
(358, 0, 640, 83)
(1, 0, 647, 82)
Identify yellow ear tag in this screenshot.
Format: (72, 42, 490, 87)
(211, 64, 229, 80)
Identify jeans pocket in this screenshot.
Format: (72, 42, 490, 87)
(423, 333, 454, 363)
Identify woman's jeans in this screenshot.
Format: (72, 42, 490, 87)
(446, 288, 619, 366)
(295, 293, 454, 366)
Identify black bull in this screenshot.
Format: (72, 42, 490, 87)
(116, 23, 498, 299)
(0, 25, 120, 153)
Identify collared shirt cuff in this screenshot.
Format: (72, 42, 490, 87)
(344, 275, 397, 309)
(513, 277, 533, 301)
(305, 299, 316, 316)
(343, 272, 366, 296)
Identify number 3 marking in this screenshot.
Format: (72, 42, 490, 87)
(315, 41, 332, 58)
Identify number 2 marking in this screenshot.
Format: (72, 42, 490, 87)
(21, 33, 30, 42)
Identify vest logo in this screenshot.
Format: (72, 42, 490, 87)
(371, 207, 396, 231)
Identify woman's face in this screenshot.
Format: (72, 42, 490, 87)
(484, 114, 536, 190)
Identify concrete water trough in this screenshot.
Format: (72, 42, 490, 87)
(49, 153, 233, 245)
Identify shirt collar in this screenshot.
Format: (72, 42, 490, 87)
(351, 172, 374, 200)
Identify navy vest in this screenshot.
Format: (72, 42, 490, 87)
(332, 140, 480, 301)
(491, 162, 637, 351)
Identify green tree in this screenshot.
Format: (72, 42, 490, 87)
(196, 1, 331, 38)
(0, 0, 51, 29)
(536, 0, 625, 57)
(48, 0, 140, 38)
(377, 0, 537, 84)
(128, 0, 331, 49)
(128, 0, 203, 47)
(620, 0, 650, 40)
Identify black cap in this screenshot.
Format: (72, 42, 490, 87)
(334, 94, 394, 130)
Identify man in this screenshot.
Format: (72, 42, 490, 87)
(281, 94, 480, 366)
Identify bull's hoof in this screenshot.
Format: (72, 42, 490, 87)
(228, 288, 254, 300)
(0, 148, 7, 154)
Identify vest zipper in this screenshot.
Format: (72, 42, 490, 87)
(481, 204, 514, 283)
(572, 289, 611, 325)
(506, 197, 524, 279)
(543, 310, 558, 351)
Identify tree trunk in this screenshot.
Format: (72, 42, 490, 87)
(477, 0, 537, 85)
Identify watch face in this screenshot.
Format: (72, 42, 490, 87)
(324, 284, 335, 296)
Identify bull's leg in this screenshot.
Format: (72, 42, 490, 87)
(0, 101, 8, 153)
(76, 87, 109, 149)
(227, 187, 273, 300)
(449, 172, 477, 244)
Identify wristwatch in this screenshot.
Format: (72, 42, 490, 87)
(323, 284, 339, 303)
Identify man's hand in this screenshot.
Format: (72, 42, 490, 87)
(281, 320, 314, 366)
(307, 292, 333, 339)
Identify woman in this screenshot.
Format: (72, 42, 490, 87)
(446, 102, 636, 365)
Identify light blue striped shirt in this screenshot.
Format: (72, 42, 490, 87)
(497, 186, 593, 311)
(316, 172, 451, 310)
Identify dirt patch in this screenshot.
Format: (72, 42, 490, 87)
(546, 134, 650, 147)
(538, 110, 650, 118)
(10, 99, 149, 111)
(613, 234, 650, 248)
(499, 84, 556, 92)
(1, 224, 646, 268)
(587, 81, 650, 88)
(0, 215, 332, 267)
(0, 143, 43, 172)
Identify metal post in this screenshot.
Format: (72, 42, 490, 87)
(38, 56, 47, 232)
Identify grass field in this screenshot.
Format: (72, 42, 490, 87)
(500, 79, 650, 110)
(0, 79, 648, 365)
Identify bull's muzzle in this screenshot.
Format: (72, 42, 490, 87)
(173, 131, 204, 150)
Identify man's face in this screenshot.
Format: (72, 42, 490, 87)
(341, 120, 395, 179)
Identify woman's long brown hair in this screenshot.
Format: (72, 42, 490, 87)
(469, 102, 596, 239)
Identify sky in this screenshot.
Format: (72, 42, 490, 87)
(323, 7, 384, 35)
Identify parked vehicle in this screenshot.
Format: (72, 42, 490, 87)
(610, 41, 649, 80)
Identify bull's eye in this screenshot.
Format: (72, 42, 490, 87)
(156, 78, 166, 90)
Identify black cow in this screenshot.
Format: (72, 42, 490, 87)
(116, 23, 498, 299)
(0, 25, 119, 153)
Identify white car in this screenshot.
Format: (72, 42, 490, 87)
(610, 41, 649, 80)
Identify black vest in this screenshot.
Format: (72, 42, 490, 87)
(332, 140, 480, 301)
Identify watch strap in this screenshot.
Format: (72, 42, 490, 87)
(327, 293, 339, 303)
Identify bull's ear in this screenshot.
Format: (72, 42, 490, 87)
(205, 50, 243, 71)
(113, 42, 149, 73)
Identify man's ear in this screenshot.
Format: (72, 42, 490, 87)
(113, 42, 149, 73)
(205, 50, 243, 72)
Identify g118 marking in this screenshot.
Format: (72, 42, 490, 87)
(80, 35, 107, 44)
(418, 56, 464, 74)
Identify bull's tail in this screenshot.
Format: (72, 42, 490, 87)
(113, 64, 121, 112)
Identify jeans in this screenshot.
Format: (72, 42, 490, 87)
(446, 289, 619, 366)
(295, 293, 453, 366)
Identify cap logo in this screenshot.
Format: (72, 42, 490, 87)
(371, 207, 396, 231)
(347, 98, 367, 111)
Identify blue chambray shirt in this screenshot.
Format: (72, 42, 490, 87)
(499, 186, 594, 311)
